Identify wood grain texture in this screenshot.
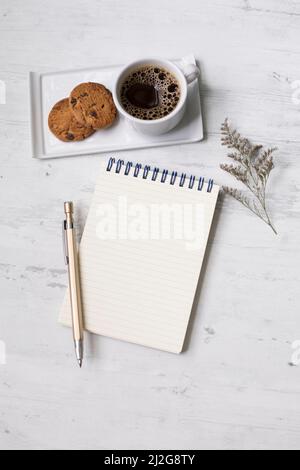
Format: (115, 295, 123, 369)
(0, 0, 300, 450)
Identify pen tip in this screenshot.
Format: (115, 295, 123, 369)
(78, 359, 83, 368)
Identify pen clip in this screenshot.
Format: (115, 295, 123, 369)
(62, 220, 69, 265)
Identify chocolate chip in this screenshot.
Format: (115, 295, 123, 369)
(90, 111, 98, 117)
(66, 133, 75, 140)
(70, 97, 77, 107)
(80, 93, 88, 98)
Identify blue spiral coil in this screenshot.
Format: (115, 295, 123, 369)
(134, 163, 142, 177)
(116, 159, 124, 174)
(170, 171, 178, 185)
(125, 161, 133, 175)
(180, 174, 187, 187)
(161, 170, 168, 183)
(106, 158, 214, 192)
(143, 166, 151, 179)
(152, 168, 160, 181)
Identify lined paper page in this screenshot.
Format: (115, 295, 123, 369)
(60, 163, 219, 353)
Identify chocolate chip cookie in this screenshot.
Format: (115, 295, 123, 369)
(69, 82, 117, 129)
(48, 98, 95, 142)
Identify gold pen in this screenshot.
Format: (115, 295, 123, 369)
(63, 202, 84, 368)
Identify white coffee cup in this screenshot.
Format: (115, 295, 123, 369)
(113, 58, 200, 136)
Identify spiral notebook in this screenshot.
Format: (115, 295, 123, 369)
(60, 158, 219, 353)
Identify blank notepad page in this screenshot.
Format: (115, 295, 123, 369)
(60, 160, 219, 353)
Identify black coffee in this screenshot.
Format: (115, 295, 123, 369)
(120, 65, 181, 120)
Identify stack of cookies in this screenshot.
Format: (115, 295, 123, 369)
(48, 82, 117, 142)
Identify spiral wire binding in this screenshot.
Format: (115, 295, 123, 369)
(134, 164, 142, 177)
(106, 158, 214, 192)
(143, 166, 151, 179)
(189, 176, 196, 189)
(170, 172, 177, 185)
(161, 170, 168, 183)
(198, 177, 205, 191)
(116, 159, 124, 174)
(180, 174, 187, 187)
(152, 168, 159, 181)
(125, 161, 133, 175)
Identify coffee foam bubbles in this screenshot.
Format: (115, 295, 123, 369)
(120, 65, 181, 120)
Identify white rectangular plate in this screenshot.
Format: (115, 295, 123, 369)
(29, 54, 203, 159)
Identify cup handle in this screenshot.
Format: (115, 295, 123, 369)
(181, 63, 200, 84)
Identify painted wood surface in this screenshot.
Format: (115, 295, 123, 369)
(0, 0, 300, 450)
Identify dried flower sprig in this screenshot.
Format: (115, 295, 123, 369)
(220, 118, 277, 235)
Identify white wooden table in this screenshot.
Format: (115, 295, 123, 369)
(1, 0, 300, 450)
